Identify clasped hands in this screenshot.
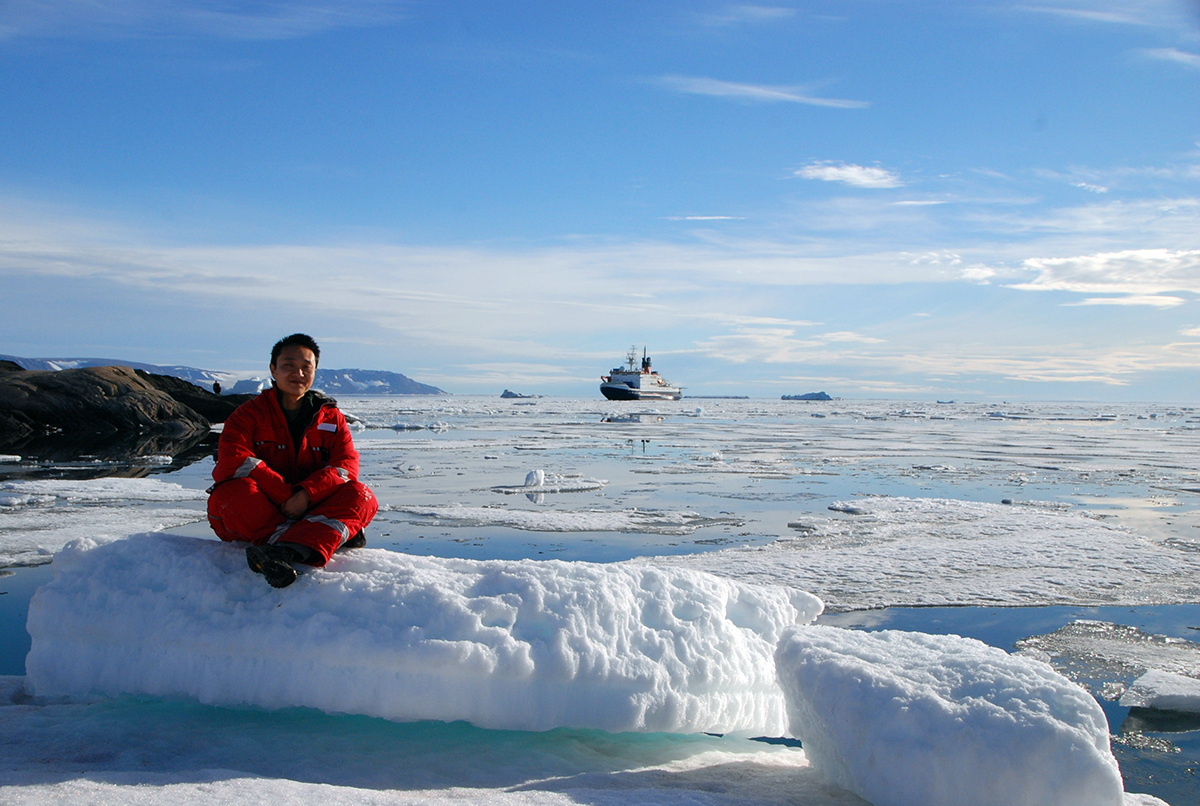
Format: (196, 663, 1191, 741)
(281, 488, 311, 520)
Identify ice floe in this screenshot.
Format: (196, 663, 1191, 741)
(1120, 669, 1200, 713)
(26, 533, 822, 735)
(391, 504, 742, 535)
(489, 470, 607, 494)
(1015, 620, 1200, 697)
(649, 496, 1200, 610)
(0, 478, 206, 567)
(775, 625, 1124, 806)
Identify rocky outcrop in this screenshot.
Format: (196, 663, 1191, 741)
(133, 370, 252, 424)
(0, 365, 211, 447)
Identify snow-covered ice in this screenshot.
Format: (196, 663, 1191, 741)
(490, 469, 606, 494)
(650, 496, 1200, 610)
(1120, 670, 1200, 713)
(4, 397, 1198, 806)
(0, 478, 206, 567)
(775, 626, 1124, 806)
(391, 503, 742, 535)
(26, 533, 822, 735)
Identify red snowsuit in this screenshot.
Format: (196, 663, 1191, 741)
(207, 388, 378, 565)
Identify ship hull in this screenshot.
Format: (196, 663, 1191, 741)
(600, 383, 682, 401)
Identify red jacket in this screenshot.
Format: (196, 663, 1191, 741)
(212, 388, 360, 507)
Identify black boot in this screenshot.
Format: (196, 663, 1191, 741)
(246, 544, 301, 588)
(337, 531, 367, 552)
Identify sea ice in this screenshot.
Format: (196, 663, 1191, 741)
(391, 504, 742, 535)
(650, 496, 1200, 610)
(26, 533, 822, 735)
(1015, 620, 1200, 690)
(774, 625, 1124, 806)
(1120, 669, 1200, 713)
(0, 478, 206, 567)
(490, 470, 606, 494)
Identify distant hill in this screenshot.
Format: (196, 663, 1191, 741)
(0, 355, 446, 396)
(314, 368, 445, 396)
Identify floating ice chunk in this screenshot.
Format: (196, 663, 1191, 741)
(493, 472, 605, 494)
(1119, 670, 1200, 713)
(0, 478, 207, 568)
(0, 478, 207, 503)
(1015, 621, 1200, 690)
(26, 534, 822, 735)
(393, 504, 740, 535)
(0, 454, 20, 463)
(775, 625, 1124, 806)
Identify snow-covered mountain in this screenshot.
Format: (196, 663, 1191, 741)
(0, 355, 446, 396)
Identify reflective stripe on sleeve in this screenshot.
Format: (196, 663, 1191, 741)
(336, 468, 350, 481)
(234, 457, 262, 479)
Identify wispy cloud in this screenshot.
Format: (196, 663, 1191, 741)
(1065, 294, 1186, 306)
(695, 5, 797, 27)
(1141, 48, 1200, 69)
(1012, 0, 1194, 28)
(662, 215, 746, 221)
(1009, 248, 1200, 304)
(795, 162, 903, 188)
(1016, 4, 1152, 25)
(0, 0, 406, 41)
(657, 76, 869, 109)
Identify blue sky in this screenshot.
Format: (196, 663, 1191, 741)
(2, 0, 1198, 400)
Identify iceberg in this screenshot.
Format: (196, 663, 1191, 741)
(26, 533, 822, 735)
(775, 626, 1125, 806)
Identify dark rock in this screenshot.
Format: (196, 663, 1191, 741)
(782, 392, 833, 401)
(0, 360, 24, 373)
(0, 365, 211, 451)
(134, 370, 253, 424)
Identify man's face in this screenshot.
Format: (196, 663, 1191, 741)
(270, 345, 317, 399)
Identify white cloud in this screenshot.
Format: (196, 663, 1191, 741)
(696, 5, 797, 27)
(1009, 249, 1200, 300)
(1065, 294, 1186, 307)
(1013, 1, 1186, 27)
(1141, 48, 1200, 69)
(795, 162, 902, 188)
(657, 76, 869, 109)
(0, 0, 405, 41)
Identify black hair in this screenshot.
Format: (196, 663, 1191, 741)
(270, 333, 320, 367)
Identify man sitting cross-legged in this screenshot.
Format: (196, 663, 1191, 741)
(207, 333, 378, 588)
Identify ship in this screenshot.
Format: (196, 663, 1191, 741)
(600, 347, 682, 401)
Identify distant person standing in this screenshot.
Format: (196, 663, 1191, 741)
(207, 333, 378, 588)
(212, 380, 221, 395)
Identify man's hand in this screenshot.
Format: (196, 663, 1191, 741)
(281, 488, 311, 520)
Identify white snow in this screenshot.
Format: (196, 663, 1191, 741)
(650, 496, 1200, 610)
(774, 625, 1124, 806)
(0, 478, 206, 567)
(26, 533, 822, 735)
(1120, 669, 1200, 713)
(391, 504, 741, 535)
